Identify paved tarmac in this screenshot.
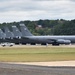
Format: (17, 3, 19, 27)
(0, 62, 75, 75)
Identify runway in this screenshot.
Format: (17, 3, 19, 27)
(0, 62, 75, 75)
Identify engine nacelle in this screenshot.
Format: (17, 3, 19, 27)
(57, 39, 71, 44)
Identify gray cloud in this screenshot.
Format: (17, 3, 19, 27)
(0, 0, 75, 23)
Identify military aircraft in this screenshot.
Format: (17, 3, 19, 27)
(19, 24, 74, 46)
(0, 28, 14, 46)
(3, 26, 22, 45)
(0, 26, 21, 46)
(1, 23, 75, 46)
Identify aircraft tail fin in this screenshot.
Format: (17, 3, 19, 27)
(4, 27, 14, 38)
(12, 26, 22, 38)
(19, 24, 33, 36)
(0, 29, 6, 39)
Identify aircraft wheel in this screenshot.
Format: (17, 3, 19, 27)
(52, 43, 59, 46)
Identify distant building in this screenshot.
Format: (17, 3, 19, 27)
(36, 25, 42, 30)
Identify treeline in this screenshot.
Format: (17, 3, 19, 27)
(0, 19, 75, 35)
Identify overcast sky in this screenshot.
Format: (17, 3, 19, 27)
(0, 0, 75, 23)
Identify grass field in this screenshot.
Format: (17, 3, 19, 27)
(0, 45, 75, 62)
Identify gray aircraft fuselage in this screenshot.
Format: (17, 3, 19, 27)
(20, 35, 75, 45)
(0, 35, 74, 45)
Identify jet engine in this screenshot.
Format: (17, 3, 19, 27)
(57, 39, 71, 44)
